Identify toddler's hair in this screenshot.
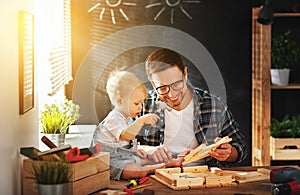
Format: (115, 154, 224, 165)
(106, 70, 146, 107)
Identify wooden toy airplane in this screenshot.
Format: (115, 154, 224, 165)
(182, 136, 232, 165)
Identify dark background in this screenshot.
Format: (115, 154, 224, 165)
(71, 0, 300, 166)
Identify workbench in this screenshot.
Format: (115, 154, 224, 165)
(98, 166, 300, 195)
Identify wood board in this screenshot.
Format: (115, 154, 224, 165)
(182, 136, 232, 165)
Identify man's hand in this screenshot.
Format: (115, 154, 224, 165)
(147, 146, 173, 163)
(135, 149, 148, 159)
(208, 137, 238, 162)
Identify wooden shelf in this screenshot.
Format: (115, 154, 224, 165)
(252, 8, 300, 166)
(271, 84, 300, 89)
(274, 13, 300, 17)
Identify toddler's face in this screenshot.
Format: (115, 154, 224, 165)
(122, 87, 146, 118)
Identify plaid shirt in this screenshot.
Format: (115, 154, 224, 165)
(138, 86, 247, 167)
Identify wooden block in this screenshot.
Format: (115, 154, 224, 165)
(205, 183, 222, 188)
(206, 175, 232, 186)
(157, 167, 181, 174)
(150, 175, 189, 190)
(257, 168, 271, 176)
(182, 165, 208, 173)
(155, 169, 176, 186)
(210, 167, 223, 175)
(176, 177, 205, 188)
(233, 171, 269, 183)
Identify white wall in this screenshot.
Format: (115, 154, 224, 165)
(0, 1, 39, 194)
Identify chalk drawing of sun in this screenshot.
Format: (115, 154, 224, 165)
(145, 0, 201, 24)
(88, 0, 136, 24)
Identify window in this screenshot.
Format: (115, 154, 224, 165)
(48, 0, 72, 95)
(36, 0, 72, 97)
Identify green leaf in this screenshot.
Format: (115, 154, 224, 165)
(270, 114, 300, 138)
(40, 96, 81, 134)
(32, 160, 72, 184)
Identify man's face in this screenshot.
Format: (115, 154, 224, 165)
(150, 66, 188, 110)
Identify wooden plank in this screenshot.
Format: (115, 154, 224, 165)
(70, 152, 110, 181)
(182, 144, 205, 165)
(150, 175, 190, 190)
(156, 167, 181, 174)
(233, 171, 269, 183)
(270, 137, 300, 149)
(274, 13, 300, 17)
(271, 84, 300, 89)
(176, 177, 205, 188)
(252, 7, 271, 166)
(182, 166, 208, 173)
(98, 189, 127, 195)
(70, 170, 110, 195)
(23, 152, 110, 181)
(183, 137, 232, 165)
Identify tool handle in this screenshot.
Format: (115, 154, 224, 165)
(41, 136, 58, 148)
(65, 147, 90, 163)
(131, 183, 153, 191)
(80, 144, 101, 155)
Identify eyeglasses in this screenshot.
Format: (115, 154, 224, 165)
(154, 76, 185, 95)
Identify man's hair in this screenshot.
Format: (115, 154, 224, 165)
(106, 70, 146, 107)
(145, 48, 185, 78)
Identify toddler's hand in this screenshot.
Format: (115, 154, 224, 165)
(135, 114, 159, 126)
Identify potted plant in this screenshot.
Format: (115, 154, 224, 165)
(270, 114, 300, 160)
(270, 115, 300, 138)
(271, 30, 300, 86)
(32, 160, 72, 195)
(40, 97, 80, 146)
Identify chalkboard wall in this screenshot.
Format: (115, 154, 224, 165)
(72, 0, 252, 165)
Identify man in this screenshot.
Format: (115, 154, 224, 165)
(139, 48, 247, 167)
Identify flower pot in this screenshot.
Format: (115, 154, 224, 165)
(37, 183, 68, 195)
(270, 69, 290, 86)
(42, 133, 66, 146)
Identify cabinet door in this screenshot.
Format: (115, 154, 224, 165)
(252, 8, 271, 166)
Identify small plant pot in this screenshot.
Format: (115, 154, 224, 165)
(37, 183, 69, 195)
(42, 133, 66, 146)
(270, 69, 290, 86)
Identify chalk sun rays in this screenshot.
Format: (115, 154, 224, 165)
(88, 0, 136, 24)
(145, 0, 201, 24)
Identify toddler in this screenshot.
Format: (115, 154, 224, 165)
(92, 70, 184, 180)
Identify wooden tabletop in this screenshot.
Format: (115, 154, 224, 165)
(105, 166, 280, 195)
(108, 177, 271, 195)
